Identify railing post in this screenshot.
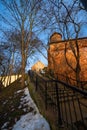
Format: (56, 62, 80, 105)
(31, 70, 33, 81)
(55, 81, 62, 127)
(45, 82, 47, 110)
(36, 75, 38, 91)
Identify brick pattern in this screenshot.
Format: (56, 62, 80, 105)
(48, 33, 87, 82)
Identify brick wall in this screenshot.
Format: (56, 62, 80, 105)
(48, 32, 87, 83)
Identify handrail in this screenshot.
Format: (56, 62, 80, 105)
(28, 70, 87, 129)
(30, 70, 87, 97)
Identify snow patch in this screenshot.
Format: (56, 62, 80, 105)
(12, 87, 50, 130)
(14, 89, 23, 94)
(1, 122, 9, 129)
(12, 113, 50, 130)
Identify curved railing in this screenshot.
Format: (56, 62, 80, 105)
(28, 70, 87, 130)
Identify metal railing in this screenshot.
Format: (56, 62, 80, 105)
(55, 73, 87, 90)
(28, 70, 87, 130)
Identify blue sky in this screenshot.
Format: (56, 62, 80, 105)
(0, 0, 48, 71)
(0, 0, 87, 71)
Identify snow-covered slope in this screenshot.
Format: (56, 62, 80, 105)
(12, 87, 50, 130)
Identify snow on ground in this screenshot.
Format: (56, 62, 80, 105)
(12, 87, 50, 130)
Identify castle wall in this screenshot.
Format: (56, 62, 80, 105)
(48, 33, 87, 84)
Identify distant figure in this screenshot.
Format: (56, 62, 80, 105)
(28, 70, 30, 75)
(28, 70, 33, 77)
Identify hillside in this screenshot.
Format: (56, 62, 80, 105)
(0, 77, 50, 130)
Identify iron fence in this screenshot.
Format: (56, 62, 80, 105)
(28, 70, 87, 130)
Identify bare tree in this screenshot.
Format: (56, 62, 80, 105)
(0, 0, 44, 87)
(42, 0, 87, 86)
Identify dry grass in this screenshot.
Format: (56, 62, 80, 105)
(0, 78, 28, 130)
(27, 77, 58, 130)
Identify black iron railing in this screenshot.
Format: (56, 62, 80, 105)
(28, 70, 87, 130)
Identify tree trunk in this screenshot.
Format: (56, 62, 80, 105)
(21, 53, 25, 88)
(75, 39, 81, 87)
(21, 25, 25, 88)
(76, 62, 81, 87)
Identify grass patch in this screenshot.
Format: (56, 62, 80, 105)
(27, 77, 58, 130)
(0, 74, 61, 130)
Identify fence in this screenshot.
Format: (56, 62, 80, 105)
(28, 70, 87, 130)
(0, 74, 22, 87)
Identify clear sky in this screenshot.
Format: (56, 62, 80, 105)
(0, 0, 87, 71)
(0, 0, 48, 71)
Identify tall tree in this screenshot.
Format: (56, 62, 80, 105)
(0, 0, 43, 87)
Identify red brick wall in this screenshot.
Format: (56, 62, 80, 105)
(48, 33, 87, 84)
